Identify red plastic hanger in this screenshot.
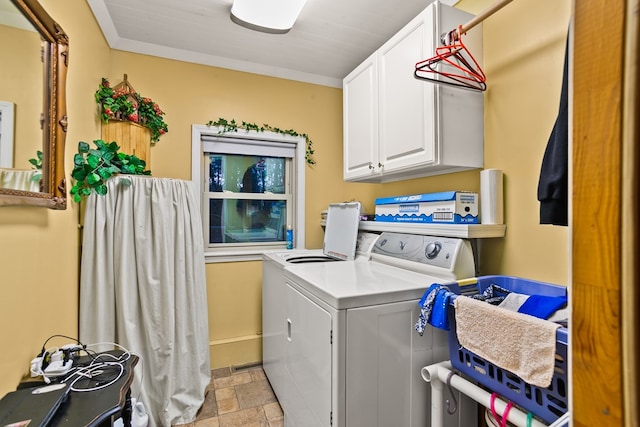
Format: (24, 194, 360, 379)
(414, 26, 487, 92)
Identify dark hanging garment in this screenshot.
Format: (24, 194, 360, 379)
(538, 34, 569, 226)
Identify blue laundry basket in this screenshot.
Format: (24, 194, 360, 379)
(444, 275, 568, 425)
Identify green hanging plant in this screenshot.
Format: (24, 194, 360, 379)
(70, 140, 151, 202)
(206, 117, 316, 165)
(95, 77, 169, 144)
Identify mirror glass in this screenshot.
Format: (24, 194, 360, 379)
(0, 0, 68, 209)
(0, 0, 42, 190)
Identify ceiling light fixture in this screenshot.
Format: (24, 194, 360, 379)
(230, 0, 308, 34)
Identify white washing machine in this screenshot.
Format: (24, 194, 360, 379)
(268, 232, 478, 427)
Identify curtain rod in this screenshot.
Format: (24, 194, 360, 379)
(446, 0, 514, 41)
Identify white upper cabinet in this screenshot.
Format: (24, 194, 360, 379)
(343, 2, 484, 183)
(343, 52, 379, 180)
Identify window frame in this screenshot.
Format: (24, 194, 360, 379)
(191, 124, 306, 263)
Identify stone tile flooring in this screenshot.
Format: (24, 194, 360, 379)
(179, 365, 283, 427)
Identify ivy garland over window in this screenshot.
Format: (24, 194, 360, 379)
(206, 118, 316, 165)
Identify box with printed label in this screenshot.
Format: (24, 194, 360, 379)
(374, 191, 478, 224)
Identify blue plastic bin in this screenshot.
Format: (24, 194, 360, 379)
(444, 275, 568, 424)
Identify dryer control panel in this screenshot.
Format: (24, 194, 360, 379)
(370, 232, 475, 280)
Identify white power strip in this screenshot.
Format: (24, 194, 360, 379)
(44, 359, 73, 376)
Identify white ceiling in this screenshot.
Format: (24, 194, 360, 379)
(87, 0, 457, 88)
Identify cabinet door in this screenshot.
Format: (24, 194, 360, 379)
(343, 51, 379, 181)
(284, 283, 333, 426)
(346, 300, 431, 427)
(378, 5, 437, 174)
(345, 300, 476, 427)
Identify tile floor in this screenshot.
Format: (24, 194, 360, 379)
(178, 364, 283, 427)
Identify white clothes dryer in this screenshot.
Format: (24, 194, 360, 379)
(262, 231, 380, 401)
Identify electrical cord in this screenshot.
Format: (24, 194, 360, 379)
(61, 341, 133, 393)
(38, 334, 87, 357)
(66, 361, 125, 393)
(31, 336, 146, 407)
(89, 342, 146, 404)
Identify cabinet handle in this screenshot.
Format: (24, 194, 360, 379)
(368, 162, 374, 170)
(378, 162, 383, 168)
(286, 318, 292, 342)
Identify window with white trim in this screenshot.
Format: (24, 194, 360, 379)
(191, 125, 305, 262)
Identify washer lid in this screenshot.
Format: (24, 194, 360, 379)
(323, 202, 361, 260)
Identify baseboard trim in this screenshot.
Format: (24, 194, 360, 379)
(209, 334, 262, 369)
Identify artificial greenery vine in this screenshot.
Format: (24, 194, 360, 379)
(206, 118, 316, 165)
(70, 140, 151, 202)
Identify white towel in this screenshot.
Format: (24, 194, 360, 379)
(454, 296, 560, 388)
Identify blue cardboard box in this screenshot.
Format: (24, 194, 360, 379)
(374, 191, 478, 224)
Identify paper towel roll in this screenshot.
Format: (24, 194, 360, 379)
(480, 169, 503, 224)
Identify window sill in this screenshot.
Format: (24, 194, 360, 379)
(204, 247, 290, 263)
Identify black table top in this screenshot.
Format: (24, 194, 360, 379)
(20, 350, 139, 427)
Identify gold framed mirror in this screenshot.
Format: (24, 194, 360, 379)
(0, 0, 68, 209)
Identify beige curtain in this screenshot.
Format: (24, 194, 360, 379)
(0, 168, 40, 192)
(79, 176, 210, 427)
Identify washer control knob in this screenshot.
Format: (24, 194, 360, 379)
(425, 241, 442, 259)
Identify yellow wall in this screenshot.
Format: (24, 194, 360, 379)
(0, 0, 572, 391)
(0, 0, 109, 394)
(105, 49, 369, 250)
(359, 0, 571, 286)
(379, 0, 571, 285)
(103, 49, 377, 366)
(110, 0, 572, 369)
(454, 0, 571, 283)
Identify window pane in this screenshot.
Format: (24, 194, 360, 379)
(208, 154, 286, 194)
(209, 199, 288, 244)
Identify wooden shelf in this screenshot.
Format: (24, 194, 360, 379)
(320, 220, 506, 239)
